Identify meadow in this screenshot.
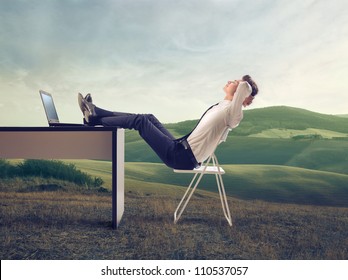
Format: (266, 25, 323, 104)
(55, 159, 347, 207)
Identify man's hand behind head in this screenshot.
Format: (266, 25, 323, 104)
(243, 95, 254, 107)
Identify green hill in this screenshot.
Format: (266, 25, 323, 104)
(124, 106, 348, 175)
(126, 135, 348, 174)
(164, 106, 348, 137)
(125, 106, 348, 140)
(234, 106, 348, 136)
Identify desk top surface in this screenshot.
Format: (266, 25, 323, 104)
(0, 126, 120, 132)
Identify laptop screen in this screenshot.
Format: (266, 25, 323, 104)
(40, 90, 59, 123)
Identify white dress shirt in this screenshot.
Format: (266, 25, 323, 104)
(187, 81, 252, 163)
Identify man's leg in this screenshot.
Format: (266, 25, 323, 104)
(94, 107, 175, 140)
(79, 94, 174, 140)
(94, 107, 132, 118)
(101, 114, 176, 166)
(79, 96, 179, 166)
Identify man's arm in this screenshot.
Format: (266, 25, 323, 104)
(227, 81, 252, 128)
(231, 81, 252, 109)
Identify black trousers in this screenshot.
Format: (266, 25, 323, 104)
(93, 107, 199, 170)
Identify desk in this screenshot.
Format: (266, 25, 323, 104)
(0, 126, 124, 229)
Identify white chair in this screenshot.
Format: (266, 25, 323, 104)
(173, 127, 232, 226)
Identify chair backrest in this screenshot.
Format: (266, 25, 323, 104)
(219, 127, 232, 144)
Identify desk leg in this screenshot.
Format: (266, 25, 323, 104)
(111, 129, 124, 229)
(112, 130, 117, 229)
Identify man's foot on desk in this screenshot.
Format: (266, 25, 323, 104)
(78, 93, 97, 124)
(85, 93, 93, 103)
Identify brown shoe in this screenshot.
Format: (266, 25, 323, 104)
(77, 93, 96, 123)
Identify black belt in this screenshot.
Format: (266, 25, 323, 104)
(177, 138, 200, 169)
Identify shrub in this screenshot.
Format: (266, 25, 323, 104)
(0, 159, 103, 188)
(292, 134, 323, 141)
(0, 159, 19, 178)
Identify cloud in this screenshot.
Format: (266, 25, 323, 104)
(0, 0, 348, 126)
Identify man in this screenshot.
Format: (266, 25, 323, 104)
(78, 75, 258, 170)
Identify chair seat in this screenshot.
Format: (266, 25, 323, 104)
(174, 165, 225, 174)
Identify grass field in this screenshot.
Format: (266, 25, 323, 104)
(1, 157, 348, 259)
(1, 178, 348, 260)
(62, 160, 348, 207)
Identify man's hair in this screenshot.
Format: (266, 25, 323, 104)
(242, 75, 258, 96)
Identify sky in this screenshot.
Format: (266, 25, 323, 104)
(0, 0, 348, 126)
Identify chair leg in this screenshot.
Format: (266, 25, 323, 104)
(174, 172, 204, 224)
(213, 155, 232, 226)
(174, 154, 232, 226)
(174, 156, 213, 224)
(215, 172, 232, 226)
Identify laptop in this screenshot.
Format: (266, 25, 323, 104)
(40, 90, 84, 127)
